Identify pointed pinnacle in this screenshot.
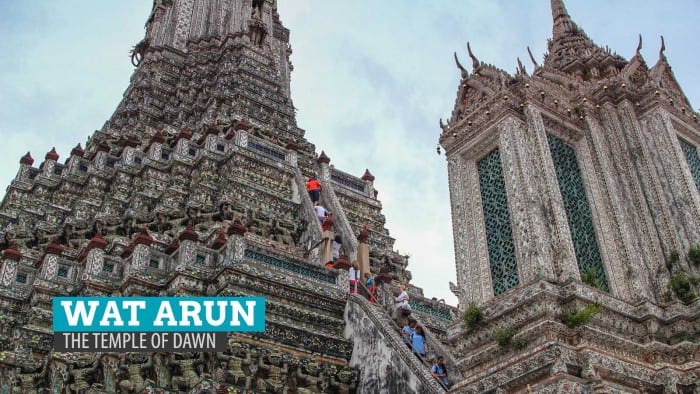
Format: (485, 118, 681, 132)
(636, 34, 642, 56)
(454, 52, 468, 78)
(551, 0, 578, 38)
(527, 46, 540, 68)
(467, 42, 479, 70)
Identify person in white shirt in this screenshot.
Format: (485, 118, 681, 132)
(314, 201, 328, 223)
(348, 262, 360, 294)
(332, 235, 342, 260)
(394, 285, 410, 320)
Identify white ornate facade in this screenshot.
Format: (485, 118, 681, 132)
(441, 0, 700, 391)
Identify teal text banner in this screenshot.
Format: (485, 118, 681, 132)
(53, 297, 265, 332)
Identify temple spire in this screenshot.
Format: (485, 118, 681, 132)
(551, 0, 579, 39)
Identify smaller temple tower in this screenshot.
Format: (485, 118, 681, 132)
(440, 0, 700, 391)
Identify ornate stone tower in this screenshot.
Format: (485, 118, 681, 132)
(0, 1, 458, 393)
(441, 0, 700, 391)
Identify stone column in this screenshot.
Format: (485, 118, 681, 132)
(362, 169, 376, 199)
(38, 243, 63, 282)
(447, 154, 492, 305)
(357, 228, 370, 279)
(0, 244, 21, 287)
(285, 138, 298, 167)
(234, 119, 250, 147)
(224, 220, 247, 267)
(14, 152, 34, 183)
(640, 107, 700, 257)
(596, 102, 659, 302)
(519, 108, 580, 282)
(41, 148, 60, 178)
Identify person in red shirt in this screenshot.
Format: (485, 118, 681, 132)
(306, 177, 321, 203)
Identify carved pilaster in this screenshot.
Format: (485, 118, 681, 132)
(127, 244, 151, 276)
(525, 107, 580, 282)
(448, 154, 492, 305)
(584, 113, 635, 301)
(598, 103, 658, 302)
(84, 248, 105, 280)
(0, 258, 17, 287)
(175, 240, 196, 272)
(642, 108, 700, 253)
(224, 233, 246, 267)
(501, 115, 566, 285)
(235, 129, 248, 148)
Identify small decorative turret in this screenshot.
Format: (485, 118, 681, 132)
(20, 151, 34, 166)
(1, 242, 21, 262)
(316, 151, 331, 164)
(234, 118, 251, 131)
(45, 147, 59, 162)
(227, 218, 248, 236)
(178, 223, 199, 242)
(70, 143, 84, 157)
(285, 137, 299, 151)
(176, 127, 193, 141)
(361, 169, 375, 182)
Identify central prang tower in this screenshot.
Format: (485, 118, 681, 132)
(440, 0, 700, 391)
(0, 1, 460, 393)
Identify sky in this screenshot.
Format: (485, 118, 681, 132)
(1, 1, 699, 306)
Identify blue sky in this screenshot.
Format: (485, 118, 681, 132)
(1, 1, 699, 305)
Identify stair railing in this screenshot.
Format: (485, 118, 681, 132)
(354, 281, 451, 391)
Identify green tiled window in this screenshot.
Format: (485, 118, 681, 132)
(547, 135, 609, 291)
(57, 266, 69, 278)
(679, 137, 700, 191)
(478, 148, 519, 295)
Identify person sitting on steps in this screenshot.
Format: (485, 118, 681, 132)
(394, 284, 410, 321)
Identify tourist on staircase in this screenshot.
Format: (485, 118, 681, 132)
(431, 356, 450, 389)
(401, 319, 417, 349)
(411, 325, 427, 361)
(314, 201, 328, 223)
(331, 235, 342, 268)
(394, 285, 410, 321)
(306, 176, 322, 203)
(364, 272, 377, 303)
(348, 262, 360, 294)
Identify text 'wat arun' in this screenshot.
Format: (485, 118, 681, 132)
(0, 0, 699, 393)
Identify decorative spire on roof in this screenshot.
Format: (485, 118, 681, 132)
(551, 0, 579, 39)
(20, 151, 34, 166)
(544, 0, 627, 77)
(45, 147, 59, 161)
(316, 151, 331, 164)
(467, 42, 480, 70)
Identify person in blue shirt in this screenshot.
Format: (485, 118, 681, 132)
(412, 325, 427, 360)
(431, 356, 450, 389)
(401, 319, 417, 349)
